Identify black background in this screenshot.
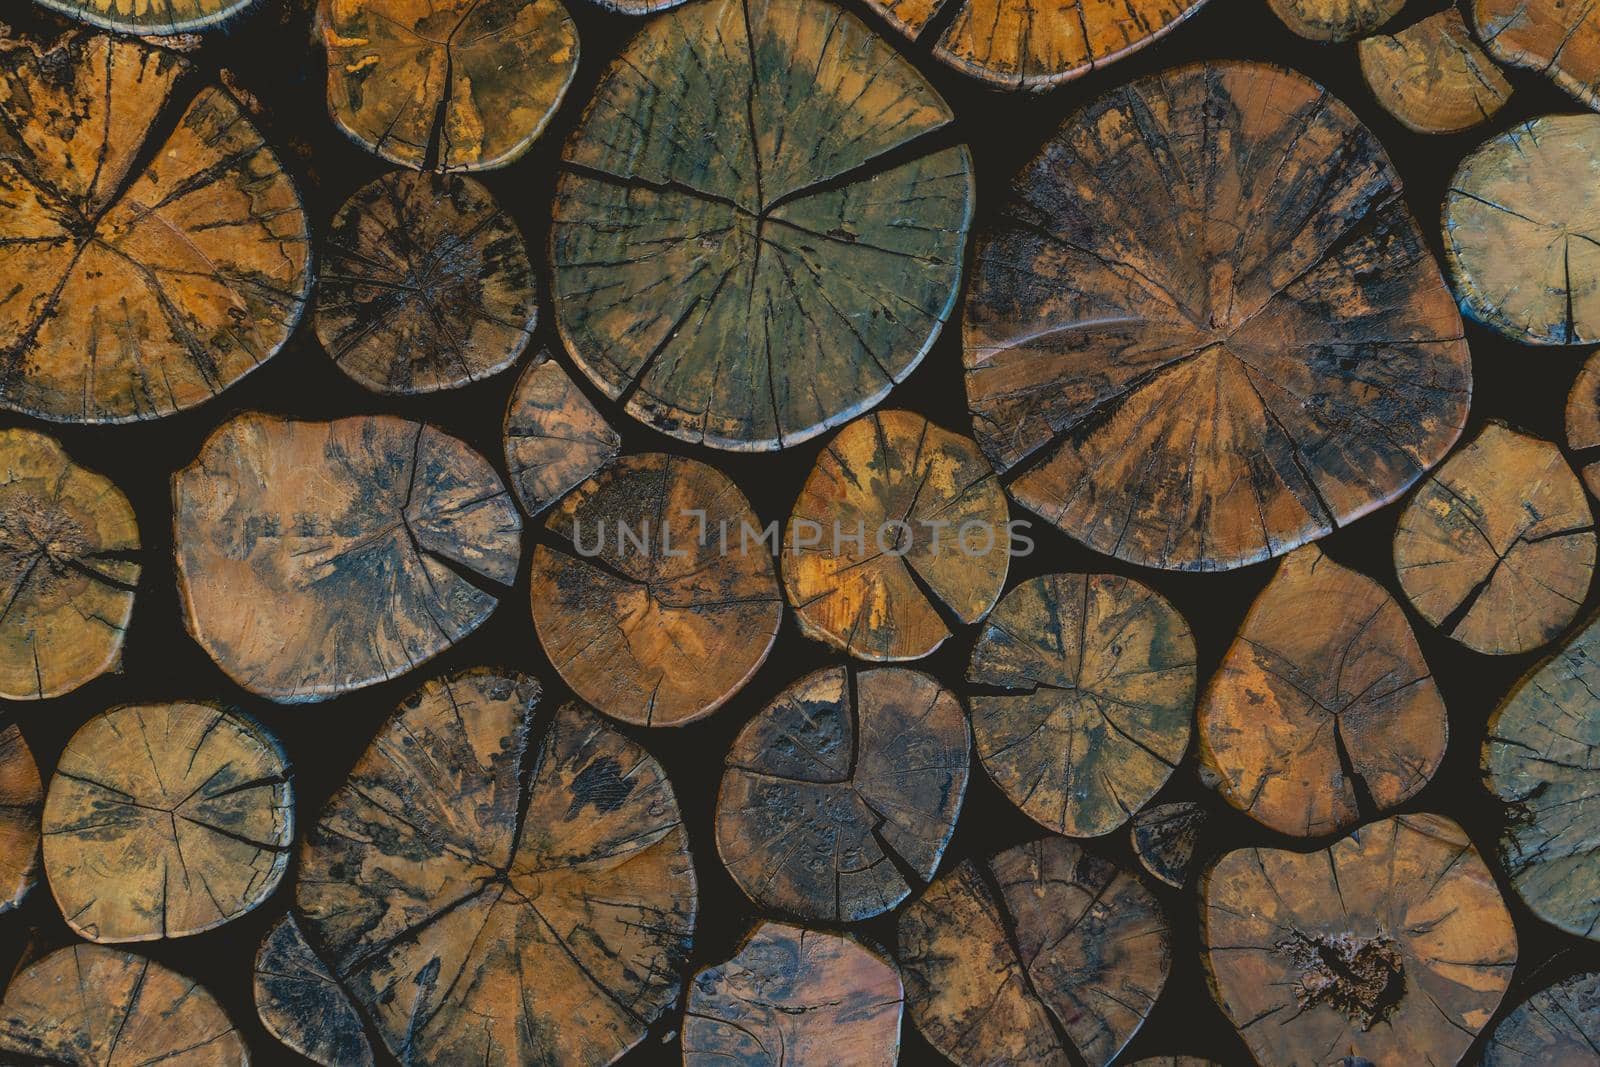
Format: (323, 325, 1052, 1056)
(1, 0, 1598, 1062)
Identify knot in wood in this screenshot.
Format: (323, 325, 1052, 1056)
(1278, 931, 1405, 1030)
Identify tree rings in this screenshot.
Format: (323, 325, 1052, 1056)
(1481, 972, 1600, 1066)
(1130, 801, 1206, 889)
(1359, 8, 1511, 134)
(254, 913, 375, 1067)
(30, 0, 262, 34)
(1268, 0, 1403, 40)
(503, 349, 620, 517)
(1474, 0, 1600, 110)
(0, 726, 41, 914)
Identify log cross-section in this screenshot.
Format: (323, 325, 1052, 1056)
(1358, 8, 1512, 135)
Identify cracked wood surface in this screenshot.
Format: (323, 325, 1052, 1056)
(0, 32, 311, 424)
(0, 725, 41, 915)
(1267, 0, 1402, 40)
(1394, 421, 1594, 655)
(297, 668, 697, 1066)
(532, 453, 780, 727)
(1481, 971, 1600, 1065)
(503, 348, 619, 518)
(1201, 812, 1517, 1066)
(314, 170, 537, 394)
(551, 0, 973, 451)
(683, 921, 904, 1066)
(0, 944, 247, 1065)
(897, 836, 1170, 1067)
(964, 61, 1470, 572)
(1131, 800, 1206, 889)
(41, 702, 292, 943)
(1359, 8, 1512, 135)
(173, 413, 520, 702)
(782, 410, 1009, 662)
(716, 665, 969, 922)
(967, 572, 1195, 838)
(1199, 544, 1447, 837)
(317, 0, 578, 172)
(30, 0, 261, 33)
(1445, 114, 1600, 346)
(1483, 610, 1600, 942)
(254, 913, 375, 1067)
(1569, 349, 1600, 500)
(1474, 0, 1600, 110)
(0, 428, 138, 701)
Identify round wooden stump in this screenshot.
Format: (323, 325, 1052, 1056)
(964, 61, 1469, 572)
(1130, 801, 1206, 889)
(531, 453, 781, 727)
(30, 0, 261, 33)
(0, 725, 41, 915)
(1568, 349, 1600, 500)
(1201, 813, 1517, 1065)
(1268, 0, 1403, 40)
(254, 913, 375, 1067)
(1473, 0, 1600, 110)
(552, 0, 973, 450)
(315, 170, 537, 394)
(897, 837, 1170, 1067)
(1359, 8, 1511, 134)
(503, 349, 620, 518)
(967, 572, 1195, 838)
(0, 428, 138, 701)
(297, 668, 698, 1065)
(716, 665, 969, 922)
(783, 410, 1009, 661)
(173, 413, 521, 702)
(1481, 972, 1600, 1066)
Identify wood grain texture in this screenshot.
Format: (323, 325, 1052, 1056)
(967, 572, 1195, 838)
(503, 349, 620, 518)
(783, 410, 1009, 662)
(0, 944, 247, 1065)
(532, 453, 780, 727)
(298, 669, 697, 1065)
(1130, 801, 1205, 889)
(0, 32, 311, 423)
(683, 921, 904, 1066)
(29, 0, 261, 33)
(1394, 422, 1594, 655)
(1484, 610, 1600, 941)
(1199, 544, 1447, 837)
(1359, 8, 1511, 134)
(1445, 114, 1600, 345)
(0, 725, 41, 915)
(1569, 349, 1600, 500)
(173, 413, 521, 702)
(317, 0, 579, 172)
(965, 61, 1469, 573)
(1475, 0, 1600, 109)
(716, 665, 969, 922)
(0, 428, 138, 701)
(552, 0, 972, 451)
(897, 836, 1170, 1067)
(315, 170, 537, 394)
(1268, 0, 1403, 40)
(254, 913, 374, 1067)
(1201, 813, 1517, 1066)
(1481, 971, 1600, 1066)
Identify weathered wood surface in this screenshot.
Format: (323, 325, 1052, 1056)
(0, 428, 138, 701)
(964, 61, 1469, 573)
(1484, 610, 1600, 941)
(298, 668, 697, 1065)
(532, 453, 780, 726)
(1394, 422, 1594, 655)
(1445, 114, 1600, 345)
(967, 572, 1195, 837)
(42, 702, 292, 942)
(1481, 971, 1600, 1066)
(1201, 813, 1517, 1066)
(552, 0, 973, 451)
(864, 0, 1210, 90)
(717, 666, 968, 922)
(317, 0, 579, 172)
(0, 944, 247, 1065)
(254, 913, 374, 1067)
(898, 837, 1169, 1067)
(1359, 8, 1512, 134)
(315, 170, 537, 394)
(0, 725, 41, 915)
(503, 349, 619, 517)
(683, 922, 904, 1066)
(0, 32, 311, 423)
(1568, 349, 1600, 500)
(1130, 801, 1206, 889)
(30, 0, 261, 33)
(1474, 0, 1600, 109)
(783, 410, 1009, 661)
(173, 413, 521, 701)
(1199, 544, 1447, 836)
(1267, 0, 1403, 40)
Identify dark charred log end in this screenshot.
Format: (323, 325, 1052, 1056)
(1276, 931, 1406, 1030)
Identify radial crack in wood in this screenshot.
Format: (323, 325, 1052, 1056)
(964, 61, 1470, 572)
(683, 921, 905, 1066)
(0, 726, 41, 915)
(1569, 349, 1600, 500)
(504, 349, 620, 518)
(716, 665, 969, 922)
(254, 913, 375, 1067)
(552, 0, 973, 451)
(1130, 800, 1206, 889)
(968, 572, 1195, 838)
(1359, 8, 1512, 135)
(783, 410, 1009, 662)
(1395, 421, 1594, 655)
(315, 170, 537, 394)
(532, 453, 780, 727)
(1268, 0, 1403, 40)
(173, 412, 521, 702)
(29, 0, 262, 33)
(1474, 0, 1600, 110)
(0, 32, 311, 423)
(1201, 812, 1517, 1066)
(1481, 971, 1600, 1065)
(1200, 544, 1447, 836)
(897, 836, 1170, 1067)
